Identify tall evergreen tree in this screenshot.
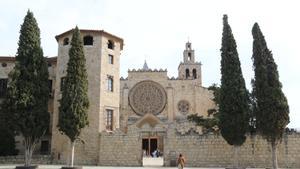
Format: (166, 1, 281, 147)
(0, 108, 18, 156)
(252, 23, 289, 169)
(219, 15, 250, 168)
(58, 26, 89, 167)
(0, 10, 49, 166)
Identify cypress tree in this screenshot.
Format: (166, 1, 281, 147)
(58, 26, 89, 167)
(1, 10, 49, 166)
(219, 15, 250, 168)
(252, 23, 289, 169)
(0, 108, 18, 156)
(0, 127, 18, 156)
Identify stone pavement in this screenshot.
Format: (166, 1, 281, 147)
(0, 165, 270, 169)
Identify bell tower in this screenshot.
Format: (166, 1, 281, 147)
(183, 41, 195, 62)
(178, 42, 202, 85)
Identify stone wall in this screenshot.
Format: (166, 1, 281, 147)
(98, 126, 142, 166)
(98, 122, 300, 168)
(165, 125, 300, 168)
(0, 155, 52, 164)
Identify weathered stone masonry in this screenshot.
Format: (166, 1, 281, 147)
(98, 123, 300, 168)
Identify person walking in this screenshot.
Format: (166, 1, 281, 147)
(177, 153, 185, 169)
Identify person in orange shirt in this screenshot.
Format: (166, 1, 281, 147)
(177, 153, 185, 169)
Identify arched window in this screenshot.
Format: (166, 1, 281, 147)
(63, 38, 69, 45)
(188, 52, 191, 61)
(107, 76, 114, 92)
(108, 40, 114, 49)
(83, 35, 93, 45)
(193, 69, 197, 79)
(185, 69, 190, 78)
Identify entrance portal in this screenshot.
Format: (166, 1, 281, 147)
(142, 137, 163, 166)
(142, 138, 157, 156)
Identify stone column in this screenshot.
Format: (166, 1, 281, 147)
(167, 84, 174, 121)
(121, 84, 129, 131)
(193, 83, 198, 114)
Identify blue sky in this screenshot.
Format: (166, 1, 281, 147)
(0, 0, 299, 128)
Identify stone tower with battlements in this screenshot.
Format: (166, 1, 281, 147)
(178, 42, 202, 85)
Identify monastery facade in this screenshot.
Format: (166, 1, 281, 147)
(1, 29, 299, 168)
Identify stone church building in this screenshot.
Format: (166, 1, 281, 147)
(1, 29, 299, 168)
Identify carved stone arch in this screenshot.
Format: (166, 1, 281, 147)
(192, 68, 197, 79)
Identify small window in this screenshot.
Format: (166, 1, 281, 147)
(63, 38, 69, 45)
(106, 109, 113, 131)
(40, 140, 49, 154)
(83, 35, 93, 46)
(48, 80, 53, 93)
(107, 76, 113, 92)
(108, 54, 114, 64)
(0, 79, 8, 98)
(192, 69, 197, 79)
(60, 77, 66, 91)
(1, 62, 7, 67)
(188, 52, 191, 61)
(108, 40, 114, 49)
(185, 69, 190, 78)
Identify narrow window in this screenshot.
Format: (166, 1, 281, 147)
(0, 79, 8, 98)
(108, 54, 114, 64)
(83, 35, 93, 45)
(107, 76, 113, 92)
(185, 69, 190, 78)
(60, 77, 66, 91)
(108, 40, 114, 49)
(48, 80, 53, 96)
(106, 109, 113, 131)
(188, 52, 191, 61)
(63, 38, 69, 45)
(193, 69, 197, 79)
(40, 140, 49, 154)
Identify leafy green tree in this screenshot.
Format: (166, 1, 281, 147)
(219, 15, 250, 168)
(251, 23, 289, 169)
(58, 26, 89, 167)
(0, 10, 49, 166)
(188, 84, 220, 134)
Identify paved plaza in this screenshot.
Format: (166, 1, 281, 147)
(0, 166, 271, 169)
